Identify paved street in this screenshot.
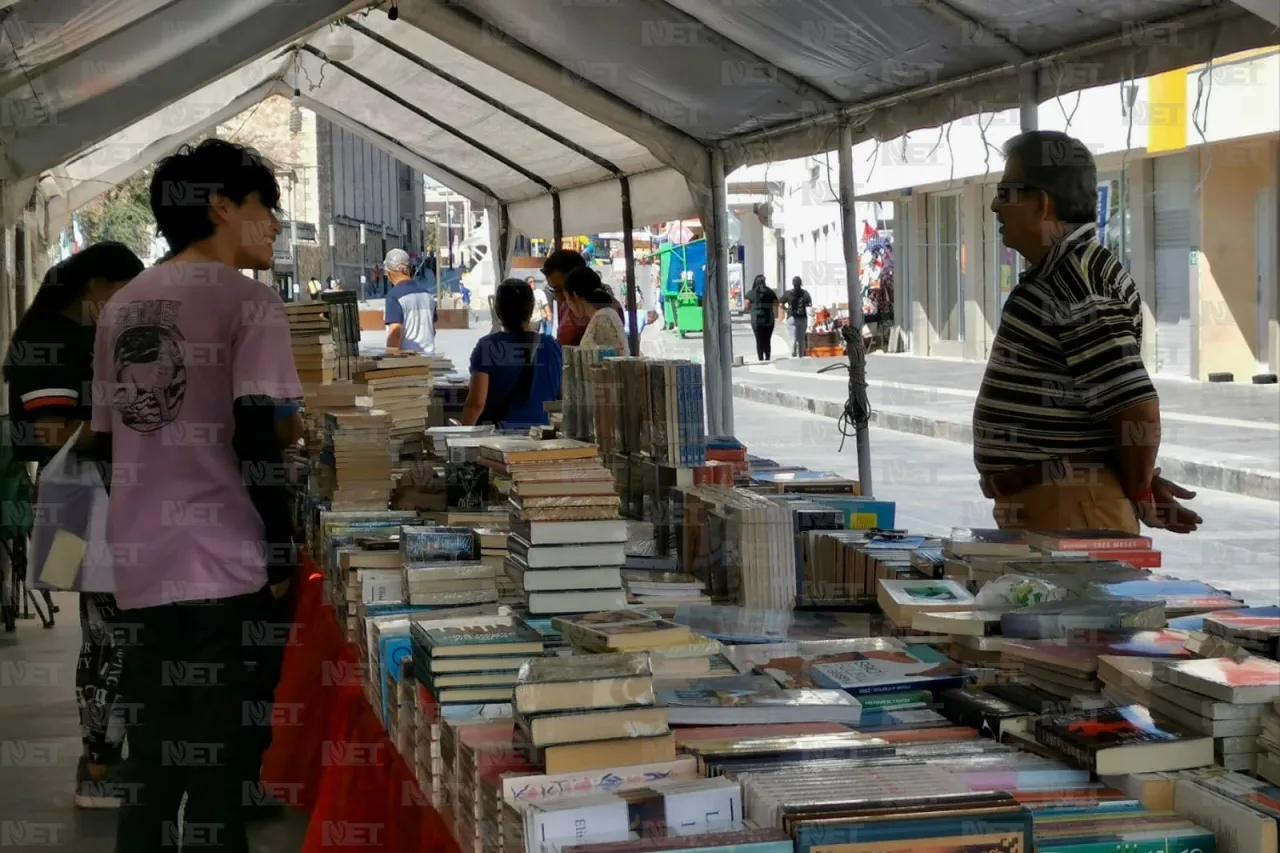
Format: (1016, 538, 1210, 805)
(422, 318, 1279, 605)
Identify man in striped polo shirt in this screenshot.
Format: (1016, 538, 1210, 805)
(974, 130, 1201, 535)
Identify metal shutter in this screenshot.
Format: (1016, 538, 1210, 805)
(1152, 154, 1194, 377)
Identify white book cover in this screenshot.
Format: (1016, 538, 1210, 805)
(879, 578, 975, 610)
(523, 793, 629, 851)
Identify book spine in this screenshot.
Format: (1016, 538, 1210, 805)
(693, 364, 707, 465)
(1041, 537, 1152, 551)
(680, 363, 693, 468)
(1033, 725, 1098, 774)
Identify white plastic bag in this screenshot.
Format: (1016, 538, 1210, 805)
(30, 427, 114, 593)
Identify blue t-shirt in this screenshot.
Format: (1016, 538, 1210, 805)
(384, 279, 437, 353)
(469, 332, 563, 428)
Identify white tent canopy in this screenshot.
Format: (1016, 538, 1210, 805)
(1, 0, 1275, 442)
(2, 0, 1274, 237)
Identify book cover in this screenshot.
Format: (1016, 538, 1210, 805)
(1203, 606, 1280, 641)
(422, 621, 543, 654)
(1087, 579, 1244, 613)
(517, 651, 652, 685)
(1159, 656, 1280, 703)
(807, 645, 966, 695)
(1001, 599, 1166, 639)
(880, 579, 974, 606)
(1033, 705, 1213, 774)
(1025, 529, 1154, 551)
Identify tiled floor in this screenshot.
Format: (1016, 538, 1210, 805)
(0, 591, 309, 853)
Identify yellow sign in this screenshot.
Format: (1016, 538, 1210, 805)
(1146, 69, 1188, 154)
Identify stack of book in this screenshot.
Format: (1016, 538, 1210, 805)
(285, 302, 339, 384)
(912, 608, 1007, 668)
(1259, 700, 1280, 782)
(334, 534, 404, 621)
(401, 525, 497, 607)
(1152, 656, 1280, 771)
(621, 570, 710, 615)
(998, 629, 1192, 707)
(1201, 607, 1280, 660)
(1030, 703, 1215, 774)
(475, 527, 521, 606)
(512, 652, 674, 775)
(321, 409, 393, 511)
(319, 290, 360, 360)
(1025, 528, 1163, 569)
(354, 354, 435, 455)
(553, 610, 726, 679)
(453, 718, 526, 849)
(480, 437, 628, 615)
(709, 490, 797, 610)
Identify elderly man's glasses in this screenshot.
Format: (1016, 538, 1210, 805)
(995, 182, 1046, 204)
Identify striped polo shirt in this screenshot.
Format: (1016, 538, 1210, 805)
(973, 223, 1158, 475)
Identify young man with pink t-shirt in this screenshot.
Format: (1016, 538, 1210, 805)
(91, 139, 301, 853)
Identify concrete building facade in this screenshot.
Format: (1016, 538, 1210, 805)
(746, 47, 1280, 382)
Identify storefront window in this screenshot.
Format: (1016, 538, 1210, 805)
(933, 195, 963, 341)
(1097, 171, 1131, 271)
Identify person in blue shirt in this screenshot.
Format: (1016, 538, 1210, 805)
(383, 248, 437, 353)
(461, 279, 562, 429)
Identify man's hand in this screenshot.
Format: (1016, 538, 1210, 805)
(270, 579, 291, 600)
(1135, 468, 1202, 534)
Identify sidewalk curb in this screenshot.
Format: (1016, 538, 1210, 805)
(732, 381, 1280, 502)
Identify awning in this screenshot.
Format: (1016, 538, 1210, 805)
(1, 0, 1274, 240)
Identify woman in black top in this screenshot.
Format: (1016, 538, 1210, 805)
(744, 274, 780, 361)
(3, 242, 144, 809)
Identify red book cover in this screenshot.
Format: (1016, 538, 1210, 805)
(1027, 529, 1153, 551)
(1075, 548, 1162, 568)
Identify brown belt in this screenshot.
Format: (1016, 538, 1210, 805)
(980, 452, 1117, 500)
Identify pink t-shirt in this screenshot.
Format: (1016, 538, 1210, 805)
(91, 262, 302, 610)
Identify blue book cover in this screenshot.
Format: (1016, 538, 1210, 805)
(378, 635, 413, 724)
(807, 644, 967, 696)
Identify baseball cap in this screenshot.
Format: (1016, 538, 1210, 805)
(383, 248, 411, 273)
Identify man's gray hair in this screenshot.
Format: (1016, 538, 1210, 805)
(1002, 131, 1098, 225)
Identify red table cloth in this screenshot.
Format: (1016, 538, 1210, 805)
(262, 558, 460, 853)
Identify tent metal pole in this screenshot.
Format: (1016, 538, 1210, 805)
(1020, 68, 1040, 132)
(707, 148, 735, 437)
(837, 123, 873, 497)
(619, 177, 640, 357)
(498, 204, 511, 282)
(552, 193, 564, 252)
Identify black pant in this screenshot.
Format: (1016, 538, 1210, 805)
(78, 592, 126, 766)
(244, 585, 294, 779)
(752, 323, 775, 361)
(115, 588, 276, 853)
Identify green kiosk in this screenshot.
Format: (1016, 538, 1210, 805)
(654, 239, 707, 338)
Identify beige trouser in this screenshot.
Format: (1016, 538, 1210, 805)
(992, 466, 1140, 534)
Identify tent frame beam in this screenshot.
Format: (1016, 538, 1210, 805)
(620, 175, 640, 357)
(837, 123, 873, 497)
(343, 18, 623, 176)
(723, 3, 1246, 151)
(299, 44, 555, 191)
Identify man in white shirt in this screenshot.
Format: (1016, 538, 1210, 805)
(527, 277, 551, 334)
(384, 248, 437, 353)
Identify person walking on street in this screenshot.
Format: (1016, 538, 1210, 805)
(384, 248, 437, 353)
(745, 274, 780, 361)
(780, 276, 812, 357)
(4, 242, 145, 809)
(976, 130, 1201, 535)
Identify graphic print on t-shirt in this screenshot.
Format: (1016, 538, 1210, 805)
(111, 299, 187, 433)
